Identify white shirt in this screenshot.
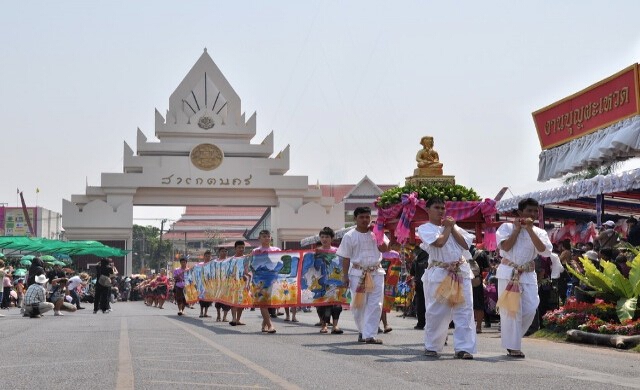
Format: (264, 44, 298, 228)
(336, 229, 388, 276)
(417, 222, 475, 281)
(496, 223, 553, 284)
(549, 252, 565, 279)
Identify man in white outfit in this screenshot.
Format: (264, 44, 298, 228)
(417, 197, 476, 359)
(496, 197, 552, 358)
(338, 206, 388, 344)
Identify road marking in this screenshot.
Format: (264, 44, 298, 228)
(116, 318, 134, 390)
(135, 358, 230, 364)
(144, 380, 269, 388)
(135, 352, 221, 358)
(525, 358, 640, 389)
(167, 317, 302, 390)
(141, 367, 248, 374)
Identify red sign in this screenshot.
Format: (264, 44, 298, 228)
(533, 64, 640, 149)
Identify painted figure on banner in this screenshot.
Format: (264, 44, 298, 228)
(300, 226, 346, 334)
(198, 249, 213, 318)
(229, 240, 249, 326)
(251, 229, 284, 334)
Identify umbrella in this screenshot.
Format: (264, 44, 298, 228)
(41, 255, 56, 262)
(53, 260, 66, 266)
(19, 259, 32, 267)
(21, 255, 35, 261)
(13, 269, 27, 277)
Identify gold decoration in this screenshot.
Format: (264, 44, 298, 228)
(415, 136, 443, 175)
(190, 143, 224, 171)
(406, 135, 455, 186)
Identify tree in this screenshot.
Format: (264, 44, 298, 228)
(132, 225, 173, 273)
(203, 228, 224, 252)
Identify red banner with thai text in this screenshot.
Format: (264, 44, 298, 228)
(533, 64, 640, 149)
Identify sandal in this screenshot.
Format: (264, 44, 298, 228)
(364, 338, 383, 344)
(236, 322, 246, 326)
(267, 328, 277, 334)
(320, 328, 329, 334)
(507, 349, 525, 358)
(424, 350, 439, 357)
(284, 318, 291, 322)
(291, 319, 299, 323)
(383, 327, 393, 334)
(331, 328, 344, 334)
(178, 312, 183, 316)
(229, 321, 237, 326)
(455, 351, 474, 360)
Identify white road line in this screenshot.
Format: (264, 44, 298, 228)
(144, 380, 269, 388)
(525, 358, 640, 389)
(135, 358, 231, 364)
(116, 318, 134, 390)
(140, 367, 248, 375)
(167, 317, 302, 390)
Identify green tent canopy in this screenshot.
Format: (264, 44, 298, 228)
(0, 237, 129, 257)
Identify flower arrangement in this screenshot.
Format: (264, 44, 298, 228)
(577, 317, 640, 336)
(542, 298, 619, 333)
(376, 183, 481, 208)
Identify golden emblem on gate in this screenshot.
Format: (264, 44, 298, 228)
(190, 143, 224, 171)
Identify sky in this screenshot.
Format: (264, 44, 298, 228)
(2, 1, 640, 228)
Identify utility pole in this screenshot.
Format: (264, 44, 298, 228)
(158, 219, 167, 270)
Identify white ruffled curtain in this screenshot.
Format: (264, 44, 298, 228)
(538, 115, 640, 181)
(498, 167, 640, 212)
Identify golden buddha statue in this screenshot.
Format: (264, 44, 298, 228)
(415, 136, 443, 175)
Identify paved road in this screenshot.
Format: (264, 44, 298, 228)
(2, 302, 640, 389)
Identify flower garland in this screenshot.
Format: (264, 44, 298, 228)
(542, 298, 627, 333)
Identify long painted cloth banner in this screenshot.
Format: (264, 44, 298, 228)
(183, 250, 352, 308)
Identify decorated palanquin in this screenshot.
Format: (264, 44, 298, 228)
(183, 251, 350, 307)
(373, 190, 499, 249)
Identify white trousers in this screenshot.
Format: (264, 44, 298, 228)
(423, 278, 476, 353)
(498, 279, 539, 350)
(349, 274, 383, 339)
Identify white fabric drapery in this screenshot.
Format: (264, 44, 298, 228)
(498, 168, 640, 212)
(538, 115, 640, 181)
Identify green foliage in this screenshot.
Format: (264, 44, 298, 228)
(377, 183, 481, 208)
(580, 257, 617, 295)
(601, 261, 633, 298)
(566, 254, 640, 323)
(617, 297, 638, 322)
(132, 224, 173, 272)
(630, 254, 640, 296)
